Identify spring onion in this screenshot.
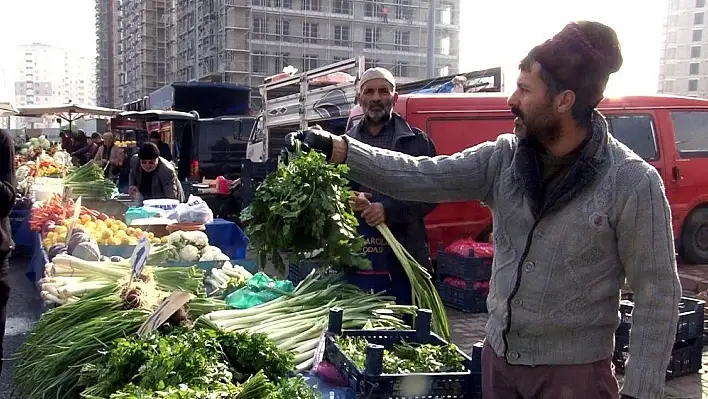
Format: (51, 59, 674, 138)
(377, 224, 450, 340)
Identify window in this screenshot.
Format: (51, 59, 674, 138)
(252, 17, 265, 39)
(274, 52, 290, 73)
(303, 22, 319, 43)
(439, 65, 450, 76)
(440, 4, 452, 25)
(693, 29, 703, 41)
(302, 0, 320, 11)
(251, 52, 266, 73)
(275, 19, 290, 38)
(696, 12, 705, 24)
(395, 30, 411, 50)
(395, 0, 412, 19)
(365, 27, 380, 48)
(672, 111, 708, 156)
(266, 0, 290, 6)
(304, 55, 319, 70)
(364, 0, 380, 17)
(607, 115, 659, 161)
(691, 62, 700, 75)
(690, 79, 700, 91)
(668, 14, 679, 26)
(667, 47, 677, 59)
(333, 56, 349, 62)
(665, 63, 675, 76)
(334, 25, 350, 46)
(664, 80, 675, 92)
(333, 0, 352, 14)
(698, 0, 706, 7)
(394, 61, 409, 77)
(440, 36, 451, 55)
(692, 46, 702, 58)
(689, 79, 700, 91)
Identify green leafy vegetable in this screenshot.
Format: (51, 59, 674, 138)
(79, 327, 301, 398)
(241, 150, 370, 273)
(337, 336, 465, 374)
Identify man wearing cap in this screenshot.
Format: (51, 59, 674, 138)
(284, 22, 680, 398)
(346, 67, 437, 306)
(129, 142, 185, 202)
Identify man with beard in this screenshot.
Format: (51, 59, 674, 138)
(345, 67, 437, 305)
(284, 21, 680, 399)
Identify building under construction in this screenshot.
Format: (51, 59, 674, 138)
(95, 0, 120, 108)
(117, 0, 171, 105)
(169, 0, 461, 106)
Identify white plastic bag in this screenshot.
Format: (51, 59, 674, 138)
(174, 195, 214, 224)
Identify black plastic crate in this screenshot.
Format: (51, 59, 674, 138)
(616, 295, 705, 342)
(288, 260, 330, 287)
(614, 335, 703, 379)
(435, 277, 488, 313)
(324, 308, 482, 399)
(436, 250, 492, 282)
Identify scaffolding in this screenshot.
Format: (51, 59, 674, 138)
(115, 0, 460, 107)
(95, 0, 119, 108)
(118, 0, 170, 105)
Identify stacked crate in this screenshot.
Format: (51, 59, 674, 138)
(614, 293, 705, 379)
(434, 250, 492, 313)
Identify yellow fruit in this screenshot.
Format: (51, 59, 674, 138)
(126, 227, 135, 235)
(118, 221, 127, 230)
(121, 237, 131, 245)
(110, 237, 122, 246)
(105, 219, 113, 228)
(46, 231, 56, 241)
(147, 232, 155, 240)
(116, 230, 128, 238)
(95, 220, 106, 230)
(80, 215, 91, 224)
(111, 223, 120, 232)
(42, 238, 52, 249)
(160, 236, 168, 244)
(85, 221, 96, 230)
(62, 219, 72, 227)
(102, 229, 114, 240)
(56, 226, 68, 235)
(128, 237, 138, 245)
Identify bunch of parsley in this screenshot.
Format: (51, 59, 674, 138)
(241, 150, 370, 273)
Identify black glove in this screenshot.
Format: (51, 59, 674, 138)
(284, 128, 334, 161)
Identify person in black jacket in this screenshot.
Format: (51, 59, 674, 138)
(0, 128, 16, 375)
(150, 131, 172, 161)
(345, 67, 437, 305)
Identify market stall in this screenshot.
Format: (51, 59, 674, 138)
(12, 142, 482, 399)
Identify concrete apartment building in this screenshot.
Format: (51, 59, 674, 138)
(95, 0, 121, 108)
(117, 0, 171, 105)
(659, 0, 708, 96)
(10, 44, 96, 128)
(109, 0, 460, 107)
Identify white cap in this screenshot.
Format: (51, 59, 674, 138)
(359, 67, 396, 91)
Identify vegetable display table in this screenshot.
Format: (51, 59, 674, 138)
(205, 218, 248, 260)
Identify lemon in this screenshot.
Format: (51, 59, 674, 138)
(160, 236, 168, 244)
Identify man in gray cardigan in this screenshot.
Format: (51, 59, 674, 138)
(285, 21, 681, 399)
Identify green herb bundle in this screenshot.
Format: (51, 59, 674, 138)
(337, 336, 465, 374)
(79, 327, 320, 399)
(63, 161, 117, 200)
(241, 150, 370, 273)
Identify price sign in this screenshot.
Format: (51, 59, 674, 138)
(65, 196, 82, 244)
(130, 235, 151, 281)
(137, 291, 191, 337)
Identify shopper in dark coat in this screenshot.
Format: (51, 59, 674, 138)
(0, 128, 16, 375)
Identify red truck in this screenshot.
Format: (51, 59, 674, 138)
(347, 94, 708, 264)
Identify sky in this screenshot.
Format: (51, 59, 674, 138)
(0, 0, 666, 96)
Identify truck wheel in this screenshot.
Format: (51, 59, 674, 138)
(682, 208, 708, 264)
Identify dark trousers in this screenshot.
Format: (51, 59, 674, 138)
(482, 342, 619, 399)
